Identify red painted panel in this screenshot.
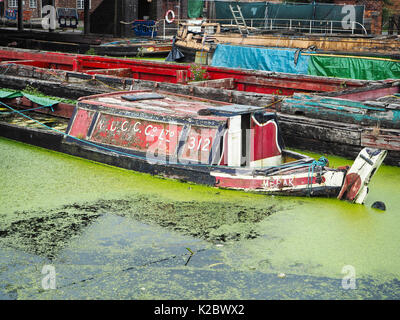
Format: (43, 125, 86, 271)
(68, 108, 96, 138)
(89, 113, 183, 156)
(251, 117, 282, 162)
(179, 126, 219, 163)
(15, 97, 74, 119)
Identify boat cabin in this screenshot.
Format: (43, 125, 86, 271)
(67, 90, 285, 168)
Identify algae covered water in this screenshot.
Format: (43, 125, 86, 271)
(1, 136, 399, 299)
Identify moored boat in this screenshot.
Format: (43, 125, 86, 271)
(93, 39, 172, 57)
(65, 90, 387, 204)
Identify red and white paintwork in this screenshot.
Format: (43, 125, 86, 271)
(66, 90, 387, 204)
(212, 166, 345, 194)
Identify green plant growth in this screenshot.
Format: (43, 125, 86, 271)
(85, 48, 97, 56)
(189, 64, 209, 82)
(136, 47, 145, 58)
(22, 85, 77, 105)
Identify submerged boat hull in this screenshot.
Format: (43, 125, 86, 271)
(0, 116, 385, 204)
(0, 88, 387, 204)
(60, 90, 386, 203)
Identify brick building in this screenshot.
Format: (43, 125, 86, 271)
(226, 0, 385, 35)
(386, 0, 400, 14)
(2, 0, 103, 19)
(1, 0, 189, 21)
(332, 0, 383, 34)
(385, 0, 400, 33)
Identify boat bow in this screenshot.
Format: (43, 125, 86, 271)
(338, 148, 387, 204)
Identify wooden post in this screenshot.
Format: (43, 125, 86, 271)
(84, 0, 90, 35)
(113, 0, 118, 37)
(17, 0, 23, 31)
(388, 16, 394, 35)
(49, 0, 55, 32)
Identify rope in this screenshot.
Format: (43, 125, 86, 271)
(0, 63, 14, 75)
(307, 156, 328, 196)
(0, 104, 55, 116)
(263, 98, 283, 109)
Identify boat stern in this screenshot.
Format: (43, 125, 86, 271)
(338, 148, 387, 204)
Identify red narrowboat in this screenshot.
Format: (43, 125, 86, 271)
(65, 90, 387, 204)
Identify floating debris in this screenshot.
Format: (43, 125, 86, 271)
(372, 201, 386, 211)
(208, 263, 224, 268)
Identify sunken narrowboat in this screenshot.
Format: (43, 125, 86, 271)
(65, 90, 387, 204)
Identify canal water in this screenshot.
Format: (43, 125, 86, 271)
(1, 136, 399, 299)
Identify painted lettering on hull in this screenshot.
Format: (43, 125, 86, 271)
(89, 113, 183, 156)
(179, 127, 219, 163)
(215, 175, 318, 191)
(262, 177, 295, 189)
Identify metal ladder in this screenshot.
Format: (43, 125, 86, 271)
(229, 4, 250, 35)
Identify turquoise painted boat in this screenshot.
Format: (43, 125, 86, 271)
(281, 93, 400, 129)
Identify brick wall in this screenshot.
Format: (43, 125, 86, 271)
(55, 0, 103, 13)
(333, 0, 383, 34)
(3, 0, 104, 19)
(3, 0, 42, 19)
(386, 0, 400, 15)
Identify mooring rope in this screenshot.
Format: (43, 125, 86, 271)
(0, 104, 55, 116)
(307, 157, 328, 195)
(0, 63, 14, 75)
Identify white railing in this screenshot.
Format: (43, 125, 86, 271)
(159, 19, 179, 39)
(259, 18, 368, 35)
(170, 18, 368, 36)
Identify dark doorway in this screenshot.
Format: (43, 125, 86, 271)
(90, 0, 122, 36)
(0, 1, 4, 18)
(42, 0, 53, 6)
(138, 0, 151, 20)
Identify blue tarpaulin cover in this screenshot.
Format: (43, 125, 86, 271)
(211, 44, 310, 75)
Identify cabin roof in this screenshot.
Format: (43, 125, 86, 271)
(78, 90, 264, 122)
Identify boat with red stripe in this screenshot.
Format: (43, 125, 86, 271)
(65, 90, 386, 204)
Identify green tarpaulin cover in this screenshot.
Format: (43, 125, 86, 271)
(215, 1, 365, 30)
(188, 0, 204, 18)
(0, 89, 60, 107)
(210, 45, 400, 81)
(308, 55, 400, 80)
